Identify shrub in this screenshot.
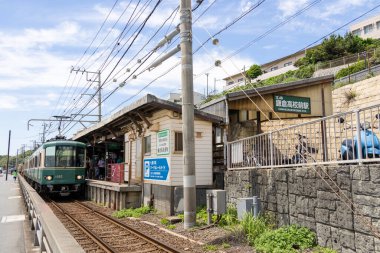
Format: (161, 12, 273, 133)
(112, 206, 152, 218)
(335, 60, 366, 79)
(218, 206, 239, 227)
(254, 225, 316, 253)
(241, 213, 273, 245)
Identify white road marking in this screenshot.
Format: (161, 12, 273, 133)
(1, 215, 25, 223)
(8, 196, 22, 199)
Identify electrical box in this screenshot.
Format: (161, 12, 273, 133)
(237, 196, 261, 220)
(206, 189, 226, 215)
(237, 197, 253, 220)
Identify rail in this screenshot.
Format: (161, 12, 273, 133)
(51, 201, 182, 253)
(227, 103, 380, 170)
(19, 176, 84, 253)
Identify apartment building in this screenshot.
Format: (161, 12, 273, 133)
(222, 50, 305, 90)
(349, 13, 380, 40)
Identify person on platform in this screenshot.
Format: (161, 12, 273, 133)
(97, 158, 105, 180)
(12, 170, 17, 182)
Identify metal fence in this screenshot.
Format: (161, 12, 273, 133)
(315, 48, 379, 71)
(334, 64, 380, 86)
(227, 103, 380, 170)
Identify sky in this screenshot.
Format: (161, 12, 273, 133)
(0, 0, 379, 155)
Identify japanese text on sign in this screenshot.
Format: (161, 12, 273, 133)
(273, 94, 311, 114)
(157, 129, 170, 155)
(144, 157, 170, 181)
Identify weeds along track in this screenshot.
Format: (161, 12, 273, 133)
(49, 200, 182, 253)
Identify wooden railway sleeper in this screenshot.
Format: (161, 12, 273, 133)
(74, 201, 184, 253)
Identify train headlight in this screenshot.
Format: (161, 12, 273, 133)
(76, 175, 83, 180)
(45, 175, 53, 181)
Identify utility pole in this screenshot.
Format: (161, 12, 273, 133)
(206, 73, 209, 97)
(180, 0, 196, 229)
(41, 123, 48, 143)
(6, 130, 11, 181)
(71, 68, 102, 122)
(15, 149, 18, 171)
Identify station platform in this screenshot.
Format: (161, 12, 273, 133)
(0, 174, 36, 253)
(86, 179, 141, 210)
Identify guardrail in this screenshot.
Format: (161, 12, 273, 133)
(315, 48, 379, 71)
(334, 64, 380, 86)
(19, 176, 84, 253)
(227, 103, 380, 170)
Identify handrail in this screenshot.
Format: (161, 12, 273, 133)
(19, 176, 85, 253)
(227, 102, 380, 169)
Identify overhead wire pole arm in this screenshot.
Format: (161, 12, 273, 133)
(27, 119, 99, 130)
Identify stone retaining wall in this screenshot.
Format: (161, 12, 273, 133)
(225, 165, 380, 253)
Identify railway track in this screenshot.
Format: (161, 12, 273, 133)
(49, 200, 182, 253)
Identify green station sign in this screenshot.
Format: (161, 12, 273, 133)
(273, 94, 311, 114)
(157, 129, 170, 155)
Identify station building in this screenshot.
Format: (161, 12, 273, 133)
(72, 94, 224, 215)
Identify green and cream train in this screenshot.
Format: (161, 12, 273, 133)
(23, 139, 86, 195)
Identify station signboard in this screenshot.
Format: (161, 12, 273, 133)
(157, 129, 170, 155)
(273, 94, 311, 114)
(143, 157, 170, 181)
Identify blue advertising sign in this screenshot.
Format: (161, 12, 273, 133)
(143, 157, 170, 181)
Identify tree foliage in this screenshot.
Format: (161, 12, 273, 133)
(295, 33, 380, 67)
(246, 64, 263, 79)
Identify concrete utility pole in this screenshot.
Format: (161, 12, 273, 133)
(206, 73, 209, 97)
(180, 0, 196, 229)
(6, 130, 11, 181)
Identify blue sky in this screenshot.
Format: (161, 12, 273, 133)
(0, 0, 379, 155)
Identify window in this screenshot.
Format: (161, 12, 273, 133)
(144, 136, 151, 154)
(227, 81, 234, 85)
(352, 29, 361, 36)
(174, 132, 183, 152)
(364, 24, 373, 34)
(215, 127, 222, 144)
(45, 145, 85, 167)
(237, 78, 244, 83)
(270, 66, 278, 71)
(284, 61, 292, 67)
(45, 146, 55, 167)
(377, 21, 380, 30)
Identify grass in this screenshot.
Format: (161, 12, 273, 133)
(112, 206, 153, 218)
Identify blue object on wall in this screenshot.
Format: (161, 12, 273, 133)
(143, 157, 170, 181)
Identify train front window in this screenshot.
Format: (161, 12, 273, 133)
(45, 146, 56, 167)
(45, 146, 85, 167)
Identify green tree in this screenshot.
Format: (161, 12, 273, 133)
(246, 64, 263, 80)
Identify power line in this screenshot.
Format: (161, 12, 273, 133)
(60, 0, 163, 134)
(74, 0, 120, 68)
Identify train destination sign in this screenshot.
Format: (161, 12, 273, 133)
(144, 157, 170, 181)
(157, 129, 170, 155)
(273, 94, 311, 114)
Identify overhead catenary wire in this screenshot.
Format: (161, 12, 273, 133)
(57, 0, 147, 119)
(57, 0, 206, 127)
(80, 0, 135, 69)
(55, 0, 151, 124)
(73, 0, 120, 68)
(60, 0, 163, 134)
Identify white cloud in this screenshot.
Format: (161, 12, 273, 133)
(0, 95, 18, 109)
(240, 0, 254, 12)
(277, 0, 309, 18)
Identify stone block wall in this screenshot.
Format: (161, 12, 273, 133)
(225, 165, 380, 253)
(332, 75, 380, 114)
